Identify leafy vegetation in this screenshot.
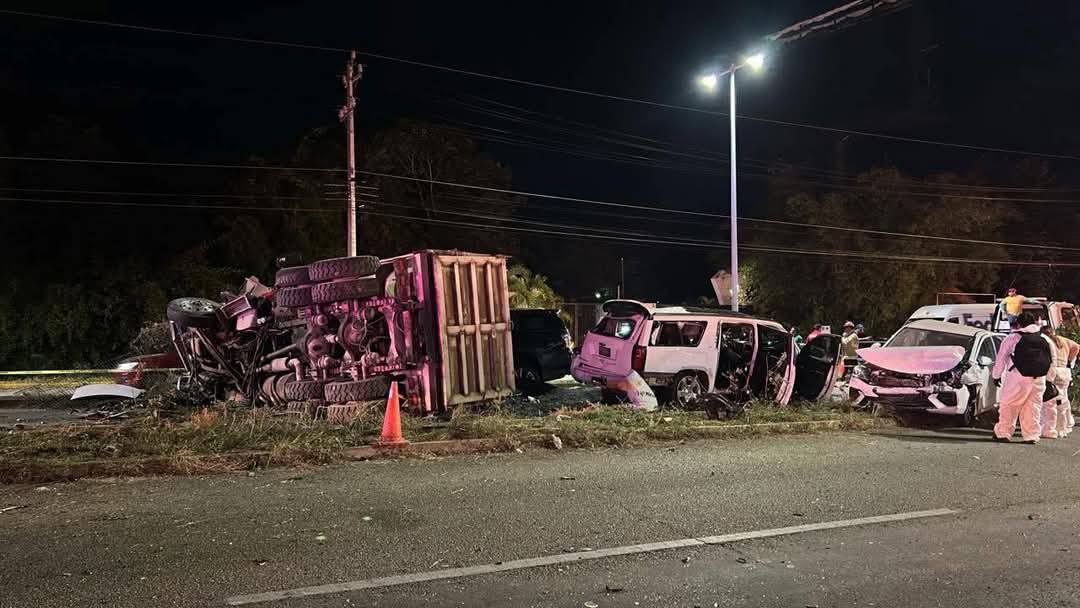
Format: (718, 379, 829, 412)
(507, 264, 563, 309)
(731, 166, 1079, 336)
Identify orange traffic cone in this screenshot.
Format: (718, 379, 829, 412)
(374, 382, 409, 448)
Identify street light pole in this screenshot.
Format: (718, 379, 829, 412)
(697, 53, 762, 312)
(728, 67, 739, 312)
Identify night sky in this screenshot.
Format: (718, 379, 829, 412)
(3, 1, 1080, 302)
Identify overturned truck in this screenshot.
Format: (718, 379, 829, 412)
(167, 251, 516, 414)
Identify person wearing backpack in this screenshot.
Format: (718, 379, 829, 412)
(992, 312, 1055, 443)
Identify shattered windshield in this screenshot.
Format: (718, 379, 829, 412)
(887, 327, 974, 353)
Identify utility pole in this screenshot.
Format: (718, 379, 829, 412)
(339, 50, 363, 256)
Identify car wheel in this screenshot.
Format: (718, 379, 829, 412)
(167, 297, 221, 329)
(308, 256, 380, 282)
(672, 372, 705, 407)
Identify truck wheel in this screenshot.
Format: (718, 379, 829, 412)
(308, 256, 380, 282)
(672, 372, 705, 407)
(283, 379, 325, 401)
(274, 265, 310, 288)
(276, 285, 313, 308)
(311, 277, 380, 303)
(324, 376, 391, 403)
(167, 297, 221, 329)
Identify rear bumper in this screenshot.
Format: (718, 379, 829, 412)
(849, 377, 970, 414)
(570, 358, 628, 387)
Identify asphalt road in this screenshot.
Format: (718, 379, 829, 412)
(2, 423, 1079, 607)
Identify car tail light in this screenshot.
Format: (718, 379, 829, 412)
(631, 344, 647, 373)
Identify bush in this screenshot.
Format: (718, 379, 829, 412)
(128, 322, 172, 355)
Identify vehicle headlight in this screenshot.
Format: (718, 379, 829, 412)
(116, 362, 140, 371)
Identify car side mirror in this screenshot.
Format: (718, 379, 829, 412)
(978, 355, 994, 367)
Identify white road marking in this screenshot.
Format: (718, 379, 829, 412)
(224, 508, 957, 606)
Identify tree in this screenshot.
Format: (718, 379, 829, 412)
(362, 120, 520, 256)
(737, 168, 1016, 335)
(507, 264, 563, 309)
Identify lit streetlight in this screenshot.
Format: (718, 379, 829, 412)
(698, 53, 764, 312)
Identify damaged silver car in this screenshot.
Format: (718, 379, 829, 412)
(848, 319, 1001, 425)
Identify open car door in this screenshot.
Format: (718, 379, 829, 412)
(792, 333, 843, 401)
(571, 300, 651, 383)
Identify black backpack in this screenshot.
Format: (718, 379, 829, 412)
(1011, 333, 1052, 378)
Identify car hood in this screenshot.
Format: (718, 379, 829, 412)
(856, 345, 967, 375)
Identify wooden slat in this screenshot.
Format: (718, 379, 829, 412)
(469, 263, 487, 394)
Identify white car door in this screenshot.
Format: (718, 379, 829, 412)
(645, 318, 716, 385)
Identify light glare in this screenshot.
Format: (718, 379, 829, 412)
(698, 73, 718, 91)
(746, 53, 765, 70)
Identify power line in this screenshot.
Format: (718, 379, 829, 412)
(4, 155, 1080, 250)
(4, 195, 1075, 266)
(459, 94, 1078, 193)
(6, 9, 1080, 162)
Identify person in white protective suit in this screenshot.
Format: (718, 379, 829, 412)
(993, 312, 1055, 443)
(1041, 325, 1078, 438)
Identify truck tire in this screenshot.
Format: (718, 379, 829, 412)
(308, 256, 380, 282)
(311, 277, 380, 303)
(324, 376, 391, 403)
(283, 379, 325, 401)
(276, 285, 313, 308)
(274, 265, 310, 288)
(167, 297, 221, 329)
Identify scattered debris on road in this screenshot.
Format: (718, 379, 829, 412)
(1, 505, 28, 513)
(551, 434, 563, 450)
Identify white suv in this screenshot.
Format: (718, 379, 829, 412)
(571, 300, 842, 408)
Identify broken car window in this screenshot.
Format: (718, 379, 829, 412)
(649, 321, 707, 347)
(593, 317, 637, 340)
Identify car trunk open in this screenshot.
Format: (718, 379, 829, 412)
(572, 300, 651, 382)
